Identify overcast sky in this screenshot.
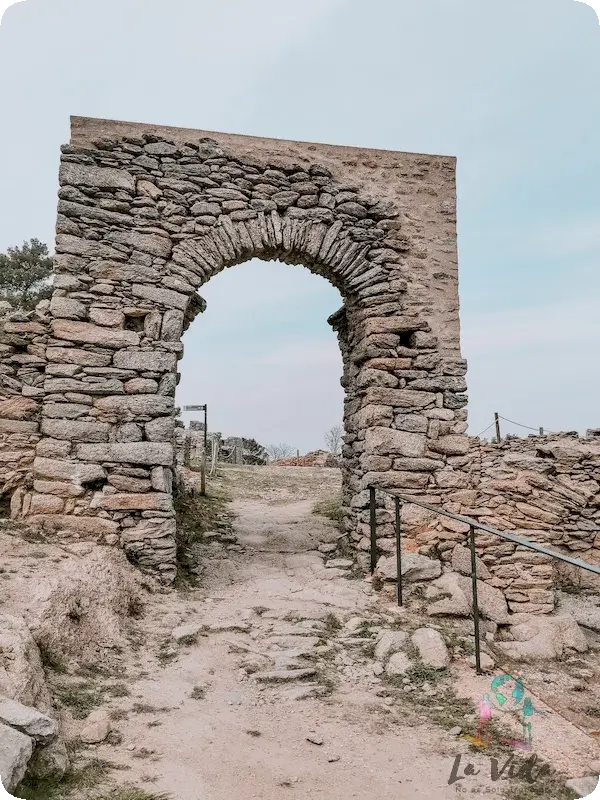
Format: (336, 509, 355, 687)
(1, 0, 598, 452)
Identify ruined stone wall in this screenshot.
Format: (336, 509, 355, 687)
(0, 303, 49, 514)
(399, 432, 600, 614)
(1, 116, 468, 582)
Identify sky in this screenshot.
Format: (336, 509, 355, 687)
(0, 0, 598, 452)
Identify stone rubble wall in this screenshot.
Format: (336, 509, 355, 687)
(395, 432, 600, 614)
(1, 116, 467, 583)
(0, 303, 49, 514)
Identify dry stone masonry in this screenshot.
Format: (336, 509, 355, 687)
(0, 116, 466, 583)
(0, 116, 597, 614)
(390, 432, 600, 615)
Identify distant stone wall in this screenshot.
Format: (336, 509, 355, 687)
(395, 432, 600, 614)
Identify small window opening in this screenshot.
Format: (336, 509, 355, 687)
(398, 331, 415, 348)
(124, 313, 147, 332)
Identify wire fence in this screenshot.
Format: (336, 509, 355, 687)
(475, 412, 560, 440)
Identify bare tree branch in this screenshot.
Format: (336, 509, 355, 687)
(324, 425, 343, 456)
(266, 443, 295, 462)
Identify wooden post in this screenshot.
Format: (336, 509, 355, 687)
(539, 427, 544, 436)
(494, 412, 501, 443)
(183, 433, 191, 469)
(296, 449, 300, 466)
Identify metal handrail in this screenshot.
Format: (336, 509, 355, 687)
(368, 486, 600, 674)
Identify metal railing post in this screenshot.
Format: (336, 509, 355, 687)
(369, 487, 377, 574)
(469, 525, 482, 675)
(200, 405, 207, 496)
(395, 497, 403, 606)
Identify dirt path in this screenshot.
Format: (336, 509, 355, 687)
(6, 465, 599, 799)
(85, 466, 467, 799)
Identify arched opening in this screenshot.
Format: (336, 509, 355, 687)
(176, 258, 344, 463)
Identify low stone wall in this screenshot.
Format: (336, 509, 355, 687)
(393, 432, 600, 614)
(0, 300, 179, 582)
(0, 303, 48, 514)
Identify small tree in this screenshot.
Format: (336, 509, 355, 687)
(0, 239, 53, 310)
(266, 443, 295, 462)
(325, 425, 343, 456)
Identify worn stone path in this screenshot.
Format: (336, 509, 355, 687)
(20, 465, 595, 800)
(83, 466, 468, 799)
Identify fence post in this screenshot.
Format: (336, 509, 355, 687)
(369, 487, 377, 574)
(469, 525, 482, 675)
(395, 496, 403, 607)
(494, 413, 501, 443)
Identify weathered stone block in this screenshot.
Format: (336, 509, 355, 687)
(113, 351, 177, 372)
(121, 517, 176, 542)
(365, 388, 436, 408)
(115, 423, 143, 442)
(394, 414, 429, 434)
(91, 492, 171, 511)
(151, 466, 172, 493)
(0, 419, 39, 434)
(33, 457, 106, 484)
(410, 628, 449, 669)
(93, 395, 173, 416)
(33, 480, 85, 498)
(429, 435, 470, 456)
(107, 231, 172, 259)
(363, 471, 430, 490)
(145, 418, 175, 442)
(29, 494, 64, 514)
(0, 698, 58, 744)
(0, 396, 38, 420)
(36, 439, 72, 458)
(44, 378, 124, 395)
(131, 284, 189, 310)
(76, 442, 174, 466)
(50, 296, 87, 320)
(46, 347, 112, 367)
(160, 310, 185, 341)
(59, 162, 135, 192)
(124, 378, 158, 394)
(51, 320, 140, 348)
(41, 419, 110, 443)
(0, 721, 33, 792)
(365, 427, 426, 457)
(43, 403, 90, 420)
(88, 308, 125, 327)
(108, 474, 151, 492)
(356, 405, 394, 428)
(29, 515, 119, 535)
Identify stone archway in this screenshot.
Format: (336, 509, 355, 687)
(16, 116, 467, 582)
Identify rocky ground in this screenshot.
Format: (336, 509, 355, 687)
(2, 465, 600, 798)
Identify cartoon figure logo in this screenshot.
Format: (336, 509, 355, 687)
(0, 773, 17, 799)
(464, 673, 546, 751)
